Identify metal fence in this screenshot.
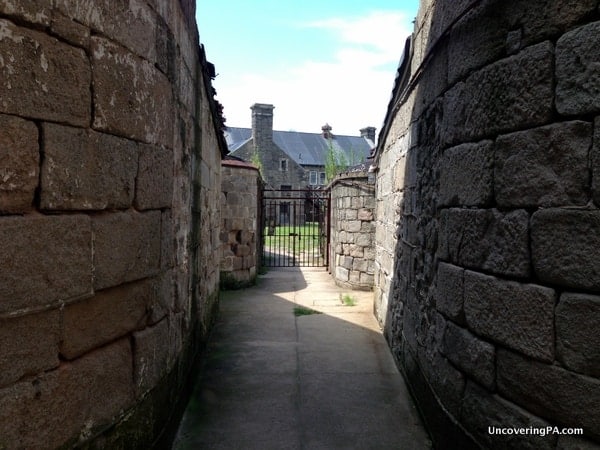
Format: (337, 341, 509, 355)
(261, 189, 330, 267)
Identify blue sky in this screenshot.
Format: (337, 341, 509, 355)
(195, 1, 419, 136)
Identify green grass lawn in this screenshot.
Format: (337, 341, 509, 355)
(263, 223, 323, 254)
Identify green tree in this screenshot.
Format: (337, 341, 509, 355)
(324, 140, 350, 182)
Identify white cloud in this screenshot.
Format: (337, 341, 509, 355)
(215, 10, 413, 137)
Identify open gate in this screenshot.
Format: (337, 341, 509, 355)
(261, 189, 330, 267)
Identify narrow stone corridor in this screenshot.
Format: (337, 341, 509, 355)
(173, 267, 430, 449)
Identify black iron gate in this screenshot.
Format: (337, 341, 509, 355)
(261, 189, 330, 267)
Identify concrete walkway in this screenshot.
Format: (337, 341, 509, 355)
(173, 267, 431, 449)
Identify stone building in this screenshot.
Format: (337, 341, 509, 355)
(0, 1, 226, 448)
(373, 0, 600, 448)
(226, 103, 375, 190)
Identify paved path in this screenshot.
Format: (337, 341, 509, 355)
(173, 267, 431, 449)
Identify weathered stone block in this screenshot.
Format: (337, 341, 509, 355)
(61, 279, 159, 359)
(593, 117, 600, 207)
(447, 0, 595, 84)
(442, 321, 495, 389)
(352, 258, 368, 272)
(435, 262, 464, 322)
(447, 3, 507, 85)
(531, 209, 600, 291)
(0, 18, 90, 126)
(0, 339, 133, 449)
(495, 121, 591, 207)
(345, 209, 358, 220)
(439, 208, 530, 277)
(443, 41, 553, 146)
(464, 271, 555, 362)
(93, 211, 161, 290)
(41, 123, 137, 210)
(355, 233, 371, 247)
(346, 220, 362, 232)
(422, 349, 466, 419)
(133, 319, 171, 397)
(336, 266, 349, 282)
(497, 349, 600, 440)
(55, 0, 157, 63)
(556, 293, 600, 377)
(556, 21, 600, 115)
(161, 210, 175, 270)
(359, 272, 374, 285)
(91, 36, 173, 146)
(135, 144, 173, 210)
(557, 435, 600, 450)
(439, 140, 493, 207)
(50, 11, 90, 48)
(0, 215, 92, 313)
(357, 208, 373, 221)
(0, 310, 60, 388)
(461, 381, 557, 450)
(0, 0, 52, 26)
(0, 114, 38, 213)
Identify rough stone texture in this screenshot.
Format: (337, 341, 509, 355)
(442, 322, 495, 389)
(556, 21, 600, 116)
(50, 10, 90, 48)
(532, 209, 600, 291)
(133, 319, 171, 397)
(0, 1, 223, 448)
(461, 381, 557, 450)
(498, 349, 600, 440)
(41, 123, 138, 210)
(0, 114, 39, 213)
(447, 0, 596, 85)
(92, 36, 174, 146)
(557, 436, 600, 450)
(464, 271, 555, 362)
(439, 208, 530, 277)
(0, 215, 92, 313)
(495, 121, 591, 207)
(135, 143, 174, 210)
(0, 0, 52, 26)
(593, 117, 600, 208)
(439, 140, 493, 207)
(434, 262, 464, 323)
(61, 280, 157, 360)
(55, 0, 158, 63)
(375, 1, 600, 447)
(220, 162, 260, 287)
(0, 339, 134, 450)
(93, 211, 161, 290)
(0, 310, 60, 388)
(330, 174, 376, 290)
(556, 293, 600, 378)
(0, 18, 90, 126)
(442, 41, 554, 146)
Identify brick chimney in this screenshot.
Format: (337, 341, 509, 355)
(360, 126, 376, 142)
(322, 123, 333, 139)
(251, 103, 274, 153)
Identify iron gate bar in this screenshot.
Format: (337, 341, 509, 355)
(261, 189, 330, 268)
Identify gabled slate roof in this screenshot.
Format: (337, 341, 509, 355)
(225, 127, 374, 167)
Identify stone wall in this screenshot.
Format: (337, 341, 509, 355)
(220, 160, 261, 288)
(0, 1, 224, 448)
(375, 0, 600, 448)
(329, 172, 376, 290)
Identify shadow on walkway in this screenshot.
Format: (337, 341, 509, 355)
(172, 267, 431, 449)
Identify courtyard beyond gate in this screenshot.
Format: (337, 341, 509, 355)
(261, 189, 330, 267)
